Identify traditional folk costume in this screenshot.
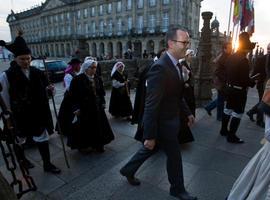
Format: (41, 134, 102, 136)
(109, 62, 133, 118)
(68, 59, 114, 152)
(220, 32, 256, 143)
(0, 35, 60, 173)
(57, 58, 81, 136)
(227, 79, 270, 200)
(178, 49, 195, 144)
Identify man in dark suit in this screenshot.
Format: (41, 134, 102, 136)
(246, 43, 270, 127)
(120, 28, 196, 200)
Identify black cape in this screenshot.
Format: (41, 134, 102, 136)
(67, 73, 114, 149)
(56, 73, 76, 136)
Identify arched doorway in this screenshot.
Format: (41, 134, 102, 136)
(99, 42, 105, 59)
(126, 41, 132, 51)
(66, 43, 71, 57)
(85, 43, 90, 55)
(159, 40, 166, 50)
(116, 42, 123, 58)
(61, 43, 65, 57)
(45, 44, 49, 57)
(92, 43, 97, 57)
(55, 44, 59, 57)
(146, 40, 155, 57)
(50, 44, 54, 57)
(107, 42, 113, 59)
(133, 40, 142, 58)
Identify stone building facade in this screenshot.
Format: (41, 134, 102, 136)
(7, 0, 202, 59)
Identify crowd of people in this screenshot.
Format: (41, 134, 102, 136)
(0, 27, 270, 199)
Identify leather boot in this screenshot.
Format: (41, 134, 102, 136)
(227, 117, 244, 144)
(13, 144, 34, 169)
(37, 141, 61, 174)
(220, 113, 230, 136)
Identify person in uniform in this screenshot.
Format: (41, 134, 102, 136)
(109, 62, 133, 120)
(220, 32, 256, 143)
(68, 59, 114, 153)
(0, 33, 61, 173)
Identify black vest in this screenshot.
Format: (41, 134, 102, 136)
(5, 62, 53, 136)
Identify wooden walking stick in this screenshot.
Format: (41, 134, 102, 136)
(40, 57, 70, 168)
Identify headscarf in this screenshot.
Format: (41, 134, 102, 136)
(80, 59, 97, 74)
(185, 49, 194, 57)
(111, 62, 125, 77)
(84, 56, 96, 62)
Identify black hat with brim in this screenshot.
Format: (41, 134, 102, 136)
(239, 32, 256, 50)
(0, 36, 31, 57)
(68, 58, 82, 65)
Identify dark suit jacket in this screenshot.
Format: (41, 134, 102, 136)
(142, 53, 191, 141)
(252, 54, 269, 83)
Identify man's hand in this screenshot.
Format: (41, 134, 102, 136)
(187, 115, 195, 127)
(144, 139, 156, 150)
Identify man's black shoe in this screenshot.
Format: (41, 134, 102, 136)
(44, 163, 61, 174)
(227, 136, 244, 144)
(246, 111, 255, 122)
(256, 121, 265, 128)
(220, 129, 228, 136)
(204, 107, 212, 116)
(120, 169, 140, 186)
(170, 191, 197, 200)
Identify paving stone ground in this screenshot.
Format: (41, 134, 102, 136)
(0, 61, 265, 200)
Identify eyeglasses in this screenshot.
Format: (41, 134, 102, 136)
(171, 40, 190, 45)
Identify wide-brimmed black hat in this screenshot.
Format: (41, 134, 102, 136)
(68, 58, 82, 65)
(238, 32, 256, 50)
(0, 35, 31, 57)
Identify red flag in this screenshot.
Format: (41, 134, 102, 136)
(241, 0, 254, 32)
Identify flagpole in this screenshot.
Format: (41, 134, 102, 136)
(227, 0, 233, 36)
(233, 23, 240, 52)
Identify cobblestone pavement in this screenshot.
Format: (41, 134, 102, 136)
(0, 61, 264, 200)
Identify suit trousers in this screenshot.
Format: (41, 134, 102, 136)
(121, 139, 185, 192)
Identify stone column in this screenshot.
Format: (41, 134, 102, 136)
(194, 11, 213, 106)
(113, 41, 118, 58)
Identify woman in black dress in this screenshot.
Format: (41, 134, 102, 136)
(57, 58, 81, 136)
(109, 62, 133, 120)
(178, 49, 196, 144)
(68, 59, 114, 153)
